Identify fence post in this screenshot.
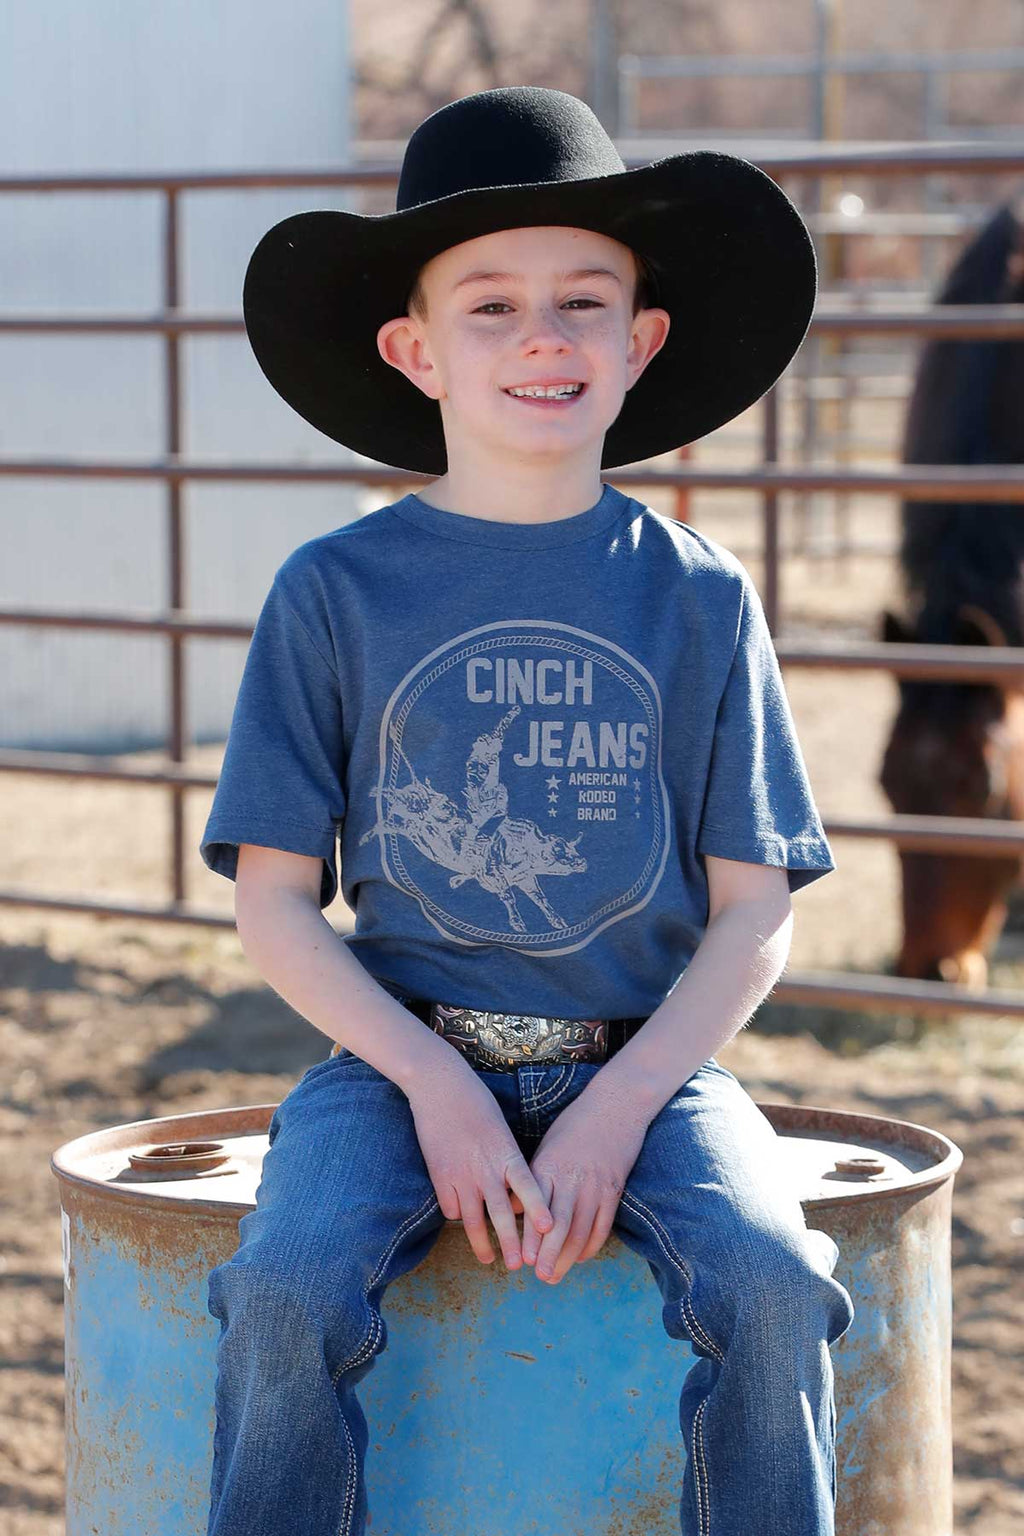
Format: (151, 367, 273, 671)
(163, 186, 187, 904)
(673, 442, 693, 524)
(763, 383, 780, 636)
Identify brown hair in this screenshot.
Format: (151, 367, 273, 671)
(405, 247, 661, 323)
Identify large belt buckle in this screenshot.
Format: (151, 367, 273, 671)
(430, 1002, 608, 1072)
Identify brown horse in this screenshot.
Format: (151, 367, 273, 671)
(879, 196, 1024, 986)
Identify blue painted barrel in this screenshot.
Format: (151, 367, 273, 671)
(52, 1098, 962, 1536)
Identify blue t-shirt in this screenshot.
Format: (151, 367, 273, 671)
(200, 483, 835, 1018)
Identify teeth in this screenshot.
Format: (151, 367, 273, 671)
(507, 384, 583, 398)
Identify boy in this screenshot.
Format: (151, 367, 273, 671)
(200, 85, 855, 1536)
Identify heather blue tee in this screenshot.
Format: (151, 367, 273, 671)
(200, 483, 835, 1018)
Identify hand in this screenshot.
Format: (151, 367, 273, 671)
(520, 1090, 650, 1285)
(406, 1060, 554, 1270)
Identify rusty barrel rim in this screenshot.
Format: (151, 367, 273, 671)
(51, 1098, 964, 1221)
(759, 1100, 964, 1208)
(51, 1104, 278, 1219)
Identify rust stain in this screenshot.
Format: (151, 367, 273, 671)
(55, 1099, 962, 1536)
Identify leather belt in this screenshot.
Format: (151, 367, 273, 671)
(329, 994, 648, 1074)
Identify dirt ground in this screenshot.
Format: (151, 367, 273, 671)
(2, 471, 1023, 1534)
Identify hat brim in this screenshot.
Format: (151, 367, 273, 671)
(241, 151, 816, 474)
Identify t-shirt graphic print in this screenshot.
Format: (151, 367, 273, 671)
(200, 483, 836, 1019)
(363, 619, 671, 953)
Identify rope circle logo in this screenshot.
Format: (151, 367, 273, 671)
(360, 620, 671, 953)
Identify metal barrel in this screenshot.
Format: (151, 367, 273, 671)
(52, 1098, 963, 1536)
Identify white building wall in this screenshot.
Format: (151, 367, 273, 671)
(0, 0, 381, 750)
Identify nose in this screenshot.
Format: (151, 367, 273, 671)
(518, 305, 574, 351)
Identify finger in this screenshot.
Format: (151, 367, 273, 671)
(521, 1193, 554, 1263)
(520, 1171, 554, 1265)
(510, 1169, 553, 1261)
(456, 1189, 495, 1265)
(435, 1180, 461, 1223)
(543, 1199, 599, 1284)
(534, 1191, 576, 1280)
(577, 1204, 617, 1263)
(482, 1183, 523, 1270)
(522, 1212, 546, 1266)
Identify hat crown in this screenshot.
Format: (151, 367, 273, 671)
(396, 86, 627, 212)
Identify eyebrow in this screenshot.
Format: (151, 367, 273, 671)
(451, 266, 623, 292)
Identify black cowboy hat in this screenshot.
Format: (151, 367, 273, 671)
(241, 84, 817, 475)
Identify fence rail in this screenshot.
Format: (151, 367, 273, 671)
(3, 144, 1024, 1021)
(4, 461, 1024, 494)
(4, 303, 1024, 338)
(618, 46, 1024, 144)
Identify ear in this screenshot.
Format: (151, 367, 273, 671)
(625, 306, 671, 390)
(377, 315, 446, 401)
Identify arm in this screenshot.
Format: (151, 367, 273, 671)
(519, 854, 794, 1283)
(234, 842, 557, 1268)
(234, 842, 467, 1095)
(575, 853, 793, 1124)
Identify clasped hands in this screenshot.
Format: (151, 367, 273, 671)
(506, 1089, 649, 1286)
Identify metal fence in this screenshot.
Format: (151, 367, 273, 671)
(2, 143, 1024, 1025)
(617, 46, 1024, 143)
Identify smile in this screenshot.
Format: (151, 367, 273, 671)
(502, 383, 587, 405)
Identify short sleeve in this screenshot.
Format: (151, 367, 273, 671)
(696, 573, 835, 893)
(200, 569, 346, 910)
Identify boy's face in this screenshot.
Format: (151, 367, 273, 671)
(377, 225, 669, 473)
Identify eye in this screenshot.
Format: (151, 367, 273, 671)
(472, 298, 605, 315)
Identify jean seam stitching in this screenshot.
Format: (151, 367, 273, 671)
(693, 1398, 711, 1536)
(328, 1192, 440, 1536)
(619, 1191, 725, 1361)
(337, 1410, 359, 1536)
(619, 1190, 724, 1536)
(525, 1065, 571, 1111)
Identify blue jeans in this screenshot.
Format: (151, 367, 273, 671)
(206, 1034, 855, 1536)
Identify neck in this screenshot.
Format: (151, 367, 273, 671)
(414, 457, 606, 524)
